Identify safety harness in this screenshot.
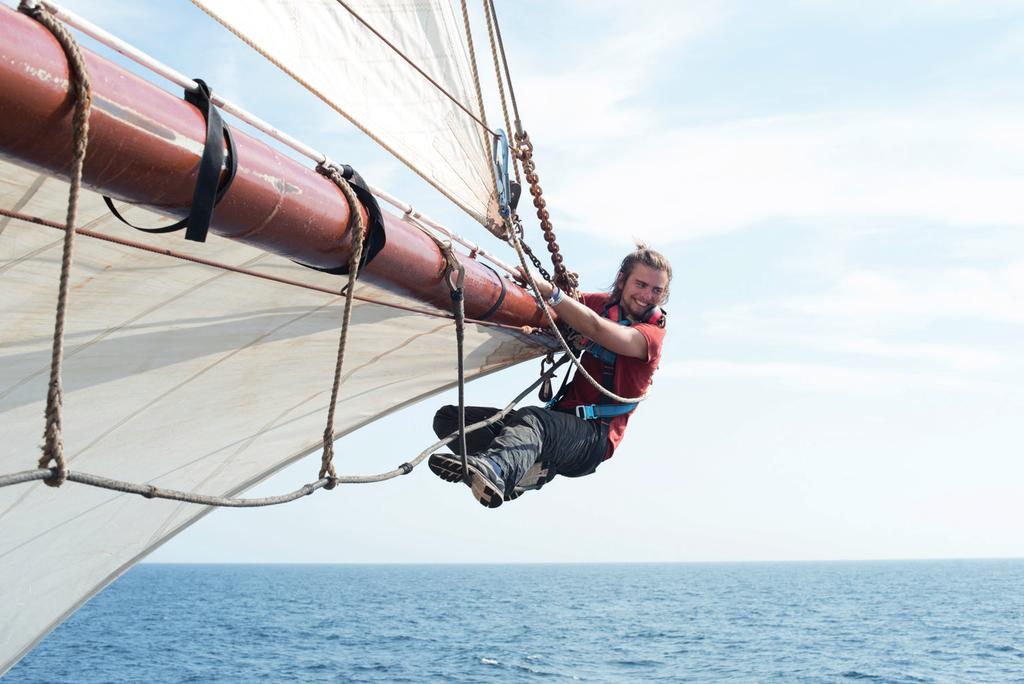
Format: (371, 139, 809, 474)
(548, 301, 665, 420)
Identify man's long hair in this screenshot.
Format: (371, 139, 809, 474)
(609, 242, 672, 304)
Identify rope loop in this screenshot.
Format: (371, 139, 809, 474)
(20, 0, 93, 487)
(314, 163, 368, 483)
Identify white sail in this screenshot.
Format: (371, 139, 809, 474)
(0, 159, 544, 672)
(193, 0, 499, 226)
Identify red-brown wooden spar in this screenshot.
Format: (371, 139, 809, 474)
(0, 5, 546, 328)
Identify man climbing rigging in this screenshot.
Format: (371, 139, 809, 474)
(429, 243, 672, 507)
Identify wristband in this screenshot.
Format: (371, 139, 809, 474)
(547, 287, 564, 306)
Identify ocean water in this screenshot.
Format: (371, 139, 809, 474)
(6, 561, 1023, 683)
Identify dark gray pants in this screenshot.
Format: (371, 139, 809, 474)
(432, 405, 608, 493)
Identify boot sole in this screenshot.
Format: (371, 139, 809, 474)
(429, 454, 503, 508)
(428, 453, 465, 483)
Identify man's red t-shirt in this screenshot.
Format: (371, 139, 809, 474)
(554, 292, 666, 459)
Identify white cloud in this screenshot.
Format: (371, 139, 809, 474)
(700, 307, 1011, 370)
(792, 0, 1024, 25)
(548, 108, 1024, 244)
(829, 338, 1007, 372)
(698, 260, 1024, 381)
(512, 1, 729, 144)
(489, 2, 1024, 246)
(782, 262, 1024, 326)
(662, 359, 1002, 393)
(984, 25, 1024, 62)
(699, 314, 1011, 373)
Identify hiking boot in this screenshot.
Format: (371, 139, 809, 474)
(428, 453, 505, 508)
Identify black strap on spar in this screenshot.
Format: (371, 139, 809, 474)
(103, 79, 237, 243)
(304, 164, 387, 276)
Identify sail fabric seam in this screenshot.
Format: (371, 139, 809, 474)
(189, 0, 489, 227)
(334, 0, 497, 139)
(0, 229, 264, 407)
(0, 173, 46, 237)
(65, 294, 333, 471)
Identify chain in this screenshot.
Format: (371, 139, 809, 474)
(511, 213, 552, 283)
(514, 131, 580, 298)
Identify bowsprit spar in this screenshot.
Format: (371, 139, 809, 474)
(0, 0, 642, 673)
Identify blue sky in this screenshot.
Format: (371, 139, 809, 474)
(32, 0, 1024, 562)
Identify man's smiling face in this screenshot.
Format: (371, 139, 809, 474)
(618, 263, 669, 320)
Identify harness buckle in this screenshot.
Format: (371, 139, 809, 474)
(575, 404, 598, 420)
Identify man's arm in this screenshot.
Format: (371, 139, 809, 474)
(523, 271, 649, 361)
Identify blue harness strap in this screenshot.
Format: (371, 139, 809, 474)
(574, 403, 636, 420)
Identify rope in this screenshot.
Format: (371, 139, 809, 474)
(20, 1, 93, 487)
(480, 0, 520, 188)
(509, 228, 649, 405)
(458, 0, 499, 198)
(314, 164, 367, 487)
(485, 0, 524, 137)
(0, 361, 566, 506)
